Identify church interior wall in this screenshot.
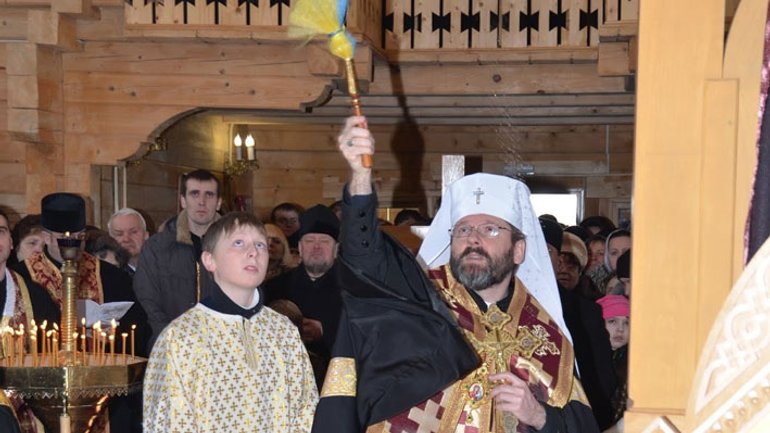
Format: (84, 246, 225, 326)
(86, 113, 633, 230)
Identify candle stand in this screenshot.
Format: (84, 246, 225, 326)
(0, 234, 147, 433)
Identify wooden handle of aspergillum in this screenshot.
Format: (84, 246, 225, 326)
(345, 60, 373, 168)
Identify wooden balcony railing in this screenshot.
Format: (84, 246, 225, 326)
(124, 0, 638, 50)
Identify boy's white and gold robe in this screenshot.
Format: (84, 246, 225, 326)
(143, 287, 318, 433)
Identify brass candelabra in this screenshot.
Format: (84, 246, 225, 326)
(0, 233, 147, 433)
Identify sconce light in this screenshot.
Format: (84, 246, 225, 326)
(225, 130, 259, 176)
(245, 134, 256, 161)
(234, 133, 243, 160)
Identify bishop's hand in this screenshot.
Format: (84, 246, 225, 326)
(489, 371, 547, 430)
(338, 116, 374, 195)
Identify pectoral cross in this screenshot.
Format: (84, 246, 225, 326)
(473, 187, 484, 205)
(467, 305, 517, 374)
(464, 305, 560, 432)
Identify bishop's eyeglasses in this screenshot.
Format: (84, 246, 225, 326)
(449, 223, 511, 239)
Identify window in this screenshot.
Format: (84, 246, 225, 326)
(530, 191, 583, 226)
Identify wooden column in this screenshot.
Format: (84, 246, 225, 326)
(628, 0, 738, 430)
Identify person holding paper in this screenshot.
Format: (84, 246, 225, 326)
(11, 193, 149, 433)
(143, 212, 317, 433)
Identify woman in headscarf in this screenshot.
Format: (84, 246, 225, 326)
(264, 223, 298, 281)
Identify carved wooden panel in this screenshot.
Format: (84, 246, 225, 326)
(686, 237, 770, 432)
(123, 1, 633, 49)
(125, 0, 292, 26)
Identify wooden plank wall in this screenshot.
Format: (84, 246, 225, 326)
(88, 117, 632, 231)
(239, 122, 634, 222)
(0, 43, 27, 225)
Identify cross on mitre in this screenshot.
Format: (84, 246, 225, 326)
(473, 187, 484, 205)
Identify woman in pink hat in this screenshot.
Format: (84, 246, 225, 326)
(596, 294, 630, 432)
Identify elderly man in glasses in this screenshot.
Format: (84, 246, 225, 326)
(312, 116, 599, 433)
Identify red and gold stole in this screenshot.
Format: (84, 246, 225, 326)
(23, 252, 103, 306)
(6, 271, 34, 330)
(0, 270, 35, 357)
(432, 265, 584, 432)
(367, 265, 587, 433)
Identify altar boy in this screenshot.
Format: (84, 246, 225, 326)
(143, 212, 318, 433)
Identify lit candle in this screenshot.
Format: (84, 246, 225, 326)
(131, 324, 136, 360)
(121, 333, 128, 364)
(81, 334, 86, 365)
(94, 322, 101, 361)
(52, 335, 58, 367)
(7, 328, 13, 367)
(17, 328, 24, 366)
(52, 322, 59, 358)
(110, 319, 117, 358)
(30, 320, 35, 359)
(6, 327, 13, 366)
(30, 334, 37, 367)
(81, 318, 86, 350)
(100, 332, 106, 365)
(31, 323, 37, 361)
(40, 321, 47, 361)
(233, 134, 243, 161)
(46, 330, 53, 365)
(108, 335, 115, 363)
(73, 332, 78, 358)
(245, 134, 255, 160)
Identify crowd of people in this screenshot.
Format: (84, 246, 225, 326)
(0, 116, 632, 433)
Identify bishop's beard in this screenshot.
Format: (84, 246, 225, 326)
(449, 246, 517, 293)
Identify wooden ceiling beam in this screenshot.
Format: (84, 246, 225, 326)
(320, 93, 635, 108)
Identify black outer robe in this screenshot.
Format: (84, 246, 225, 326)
(559, 287, 618, 430)
(0, 406, 21, 433)
(263, 263, 343, 355)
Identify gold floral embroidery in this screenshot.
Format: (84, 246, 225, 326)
(321, 357, 357, 398)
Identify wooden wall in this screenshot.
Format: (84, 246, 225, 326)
(86, 114, 633, 231)
(242, 122, 633, 221)
(0, 44, 26, 225)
